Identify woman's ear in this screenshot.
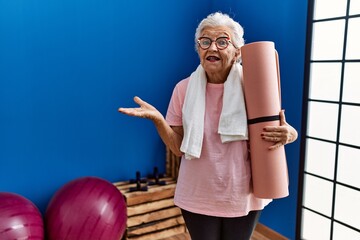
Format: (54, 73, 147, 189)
(234, 48, 241, 62)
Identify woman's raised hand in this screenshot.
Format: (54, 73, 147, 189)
(118, 96, 162, 122)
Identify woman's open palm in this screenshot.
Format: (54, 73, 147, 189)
(118, 96, 161, 121)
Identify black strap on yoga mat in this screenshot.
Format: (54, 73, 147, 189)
(248, 115, 280, 125)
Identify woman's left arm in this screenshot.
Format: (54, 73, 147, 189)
(261, 110, 298, 150)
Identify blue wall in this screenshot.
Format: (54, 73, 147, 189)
(0, 0, 210, 212)
(0, 1, 307, 239)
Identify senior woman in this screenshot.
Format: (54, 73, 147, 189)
(119, 12, 297, 240)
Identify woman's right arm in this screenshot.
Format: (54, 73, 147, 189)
(153, 118, 183, 156)
(118, 96, 183, 156)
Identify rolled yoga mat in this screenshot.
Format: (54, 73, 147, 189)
(241, 41, 289, 199)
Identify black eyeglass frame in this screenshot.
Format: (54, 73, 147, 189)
(197, 37, 238, 50)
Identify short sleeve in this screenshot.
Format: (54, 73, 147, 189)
(165, 78, 189, 126)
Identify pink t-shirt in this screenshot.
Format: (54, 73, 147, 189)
(166, 77, 271, 217)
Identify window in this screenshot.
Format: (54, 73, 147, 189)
(298, 0, 360, 239)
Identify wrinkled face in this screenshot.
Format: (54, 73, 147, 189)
(197, 26, 240, 81)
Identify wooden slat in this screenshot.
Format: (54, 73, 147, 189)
(128, 225, 186, 240)
(166, 147, 171, 179)
(128, 216, 185, 237)
(114, 179, 185, 239)
(170, 149, 176, 179)
(122, 184, 176, 206)
(165, 147, 181, 180)
(127, 198, 175, 217)
(251, 230, 271, 240)
(161, 232, 190, 240)
(127, 207, 182, 228)
(254, 223, 288, 240)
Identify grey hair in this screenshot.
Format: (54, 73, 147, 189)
(194, 12, 245, 54)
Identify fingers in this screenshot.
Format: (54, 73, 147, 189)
(118, 107, 127, 113)
(261, 131, 284, 139)
(133, 96, 144, 105)
(261, 109, 297, 149)
(261, 135, 285, 150)
(262, 134, 286, 144)
(118, 96, 143, 116)
(261, 130, 286, 150)
(118, 96, 145, 112)
(133, 96, 154, 109)
(118, 107, 141, 117)
(118, 96, 157, 120)
(262, 136, 282, 142)
(263, 110, 287, 132)
(279, 109, 287, 125)
(262, 126, 285, 133)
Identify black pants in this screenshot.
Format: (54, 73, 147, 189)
(181, 209, 261, 240)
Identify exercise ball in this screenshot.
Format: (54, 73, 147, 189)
(0, 192, 44, 240)
(45, 176, 127, 240)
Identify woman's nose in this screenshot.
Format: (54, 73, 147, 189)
(208, 41, 218, 51)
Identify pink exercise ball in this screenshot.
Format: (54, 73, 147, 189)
(0, 192, 44, 240)
(45, 176, 127, 240)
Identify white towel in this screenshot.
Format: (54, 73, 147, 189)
(180, 64, 248, 160)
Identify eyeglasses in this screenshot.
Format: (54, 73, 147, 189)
(197, 37, 236, 50)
